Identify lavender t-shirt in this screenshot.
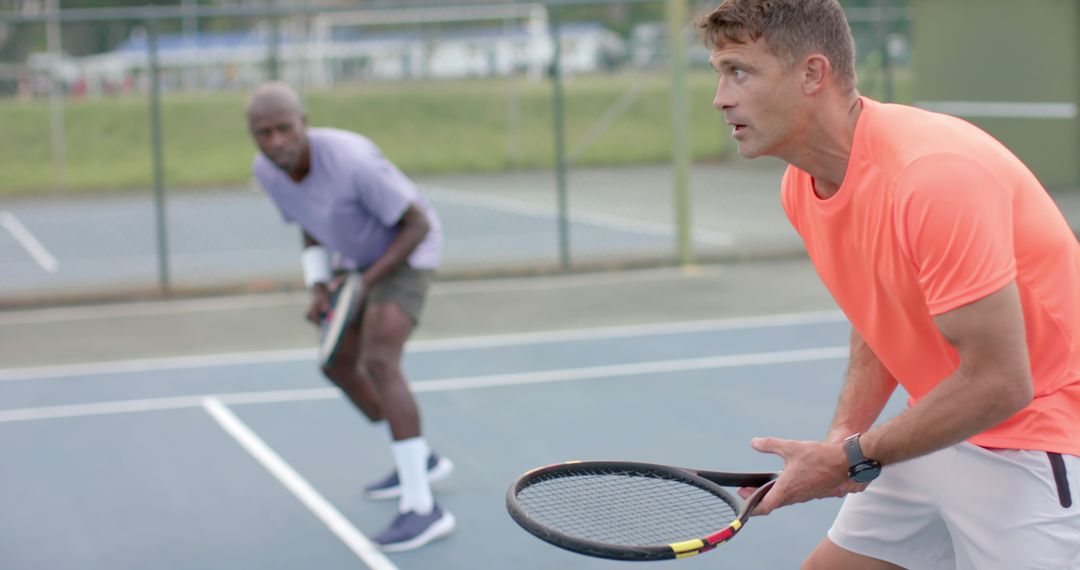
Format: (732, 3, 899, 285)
(253, 128, 442, 270)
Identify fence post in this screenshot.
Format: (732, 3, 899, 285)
(146, 15, 170, 293)
(549, 8, 570, 269)
(46, 0, 66, 193)
(875, 0, 894, 102)
(267, 0, 281, 80)
(667, 0, 693, 267)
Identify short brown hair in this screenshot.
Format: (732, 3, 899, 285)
(697, 0, 856, 88)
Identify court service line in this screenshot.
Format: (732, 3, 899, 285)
(431, 264, 730, 295)
(0, 311, 846, 382)
(410, 310, 846, 352)
(203, 398, 397, 570)
(425, 185, 735, 246)
(0, 345, 848, 424)
(0, 348, 314, 383)
(0, 211, 59, 273)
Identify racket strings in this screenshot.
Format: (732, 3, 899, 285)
(516, 468, 738, 547)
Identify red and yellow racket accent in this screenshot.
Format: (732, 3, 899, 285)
(669, 538, 705, 557)
(669, 518, 744, 558)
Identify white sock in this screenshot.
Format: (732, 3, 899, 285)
(390, 436, 434, 515)
(374, 420, 392, 443)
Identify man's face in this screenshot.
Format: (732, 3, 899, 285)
(248, 110, 308, 173)
(709, 38, 805, 159)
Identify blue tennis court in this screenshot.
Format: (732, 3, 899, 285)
(0, 162, 813, 304)
(0, 308, 911, 569)
(0, 188, 684, 295)
(0, 177, 740, 298)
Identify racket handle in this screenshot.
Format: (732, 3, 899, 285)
(742, 479, 776, 514)
(698, 471, 778, 488)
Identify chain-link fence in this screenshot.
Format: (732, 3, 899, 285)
(0, 0, 912, 305)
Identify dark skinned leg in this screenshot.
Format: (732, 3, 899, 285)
(320, 319, 384, 422)
(359, 301, 420, 440)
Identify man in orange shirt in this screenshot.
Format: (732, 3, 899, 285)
(699, 1, 1080, 568)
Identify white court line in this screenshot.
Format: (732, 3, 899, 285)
(412, 310, 845, 351)
(916, 101, 1078, 119)
(0, 210, 59, 273)
(408, 345, 849, 392)
(0, 292, 307, 326)
(203, 398, 397, 570)
(0, 311, 846, 383)
(430, 265, 728, 295)
(0, 348, 315, 383)
(425, 185, 735, 246)
(0, 345, 848, 424)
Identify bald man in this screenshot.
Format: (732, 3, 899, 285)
(246, 81, 454, 552)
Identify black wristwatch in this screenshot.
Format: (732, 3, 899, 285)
(843, 433, 882, 483)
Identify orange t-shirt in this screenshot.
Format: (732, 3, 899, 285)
(782, 97, 1080, 455)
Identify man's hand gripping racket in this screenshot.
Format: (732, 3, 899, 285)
(506, 460, 778, 561)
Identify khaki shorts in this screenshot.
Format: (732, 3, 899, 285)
(829, 442, 1080, 569)
(356, 265, 433, 326)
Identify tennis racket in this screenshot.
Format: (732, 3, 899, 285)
(506, 460, 777, 561)
(318, 273, 363, 368)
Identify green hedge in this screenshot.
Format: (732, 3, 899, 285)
(0, 67, 910, 195)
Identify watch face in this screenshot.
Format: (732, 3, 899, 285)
(850, 463, 881, 483)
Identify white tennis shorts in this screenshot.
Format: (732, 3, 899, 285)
(829, 442, 1080, 569)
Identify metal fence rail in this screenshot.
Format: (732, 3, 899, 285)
(0, 1, 912, 305)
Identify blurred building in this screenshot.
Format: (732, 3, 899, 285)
(23, 4, 626, 98)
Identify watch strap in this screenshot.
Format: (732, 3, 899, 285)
(843, 433, 868, 467)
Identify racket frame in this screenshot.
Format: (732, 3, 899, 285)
(318, 273, 363, 368)
(506, 460, 777, 561)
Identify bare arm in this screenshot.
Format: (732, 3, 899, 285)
(859, 281, 1033, 465)
(825, 328, 899, 444)
(361, 203, 430, 289)
(750, 282, 1033, 515)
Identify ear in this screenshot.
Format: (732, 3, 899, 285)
(301, 113, 309, 128)
(802, 54, 831, 95)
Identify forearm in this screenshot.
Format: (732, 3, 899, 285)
(826, 328, 898, 444)
(861, 283, 1033, 466)
(362, 204, 429, 288)
(861, 366, 1028, 466)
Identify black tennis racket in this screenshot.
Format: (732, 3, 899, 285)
(506, 460, 778, 561)
(318, 273, 363, 368)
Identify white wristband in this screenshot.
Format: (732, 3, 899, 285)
(301, 246, 331, 288)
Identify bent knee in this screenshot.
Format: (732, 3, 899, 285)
(803, 539, 902, 570)
(360, 353, 399, 380)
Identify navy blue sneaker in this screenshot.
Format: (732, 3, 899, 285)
(374, 504, 455, 552)
(364, 453, 454, 500)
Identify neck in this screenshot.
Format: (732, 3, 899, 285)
(288, 144, 312, 182)
(785, 93, 862, 199)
